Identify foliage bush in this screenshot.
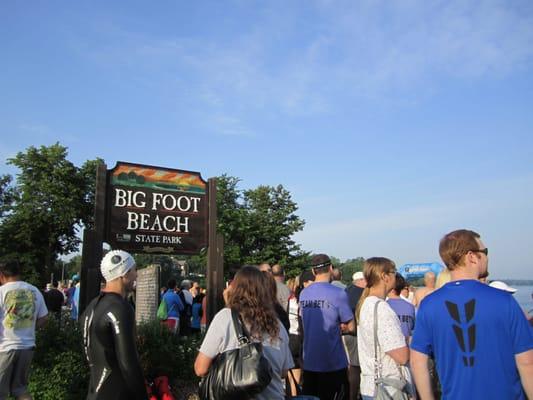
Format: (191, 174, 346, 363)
(29, 316, 89, 400)
(136, 320, 203, 383)
(27, 315, 201, 398)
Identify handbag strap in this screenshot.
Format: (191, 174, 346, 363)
(373, 299, 382, 383)
(288, 369, 302, 395)
(373, 299, 405, 385)
(230, 308, 251, 346)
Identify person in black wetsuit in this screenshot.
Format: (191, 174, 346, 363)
(80, 250, 148, 400)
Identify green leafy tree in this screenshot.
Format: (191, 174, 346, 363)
(0, 143, 99, 285)
(214, 175, 306, 276)
(215, 175, 248, 272)
(133, 254, 187, 288)
(64, 254, 82, 281)
(0, 174, 17, 219)
(242, 184, 305, 266)
(339, 257, 365, 285)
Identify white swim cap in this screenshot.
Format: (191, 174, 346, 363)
(100, 250, 135, 282)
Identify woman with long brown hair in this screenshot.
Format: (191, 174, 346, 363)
(356, 257, 411, 400)
(194, 265, 294, 399)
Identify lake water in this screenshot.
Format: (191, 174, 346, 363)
(513, 285, 533, 315)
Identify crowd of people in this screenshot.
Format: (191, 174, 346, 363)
(41, 274, 81, 322)
(159, 277, 206, 336)
(1, 228, 533, 400)
(194, 229, 533, 400)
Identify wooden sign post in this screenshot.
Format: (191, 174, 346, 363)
(80, 161, 223, 323)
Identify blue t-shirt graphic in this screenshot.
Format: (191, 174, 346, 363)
(411, 280, 533, 400)
(299, 282, 354, 372)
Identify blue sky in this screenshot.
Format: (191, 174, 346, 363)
(1, 1, 532, 279)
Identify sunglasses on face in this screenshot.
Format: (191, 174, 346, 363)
(470, 248, 488, 256)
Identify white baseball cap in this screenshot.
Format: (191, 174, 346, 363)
(489, 280, 517, 293)
(352, 271, 365, 281)
(100, 250, 136, 282)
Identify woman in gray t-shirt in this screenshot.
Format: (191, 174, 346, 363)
(194, 265, 294, 399)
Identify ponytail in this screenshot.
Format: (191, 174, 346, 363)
(355, 257, 395, 323)
(355, 286, 370, 323)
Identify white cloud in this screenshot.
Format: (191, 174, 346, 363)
(67, 1, 533, 121)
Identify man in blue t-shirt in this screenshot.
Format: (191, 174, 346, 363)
(411, 229, 533, 399)
(387, 273, 415, 340)
(299, 254, 354, 400)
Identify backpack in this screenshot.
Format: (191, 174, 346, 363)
(157, 299, 176, 320)
(178, 291, 192, 319)
(157, 299, 168, 320)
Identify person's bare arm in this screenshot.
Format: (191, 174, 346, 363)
(340, 319, 355, 334)
(410, 349, 435, 400)
(194, 351, 213, 377)
(516, 349, 533, 399)
(385, 345, 409, 365)
(413, 288, 427, 308)
(36, 315, 48, 329)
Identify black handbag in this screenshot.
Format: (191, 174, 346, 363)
(198, 308, 273, 400)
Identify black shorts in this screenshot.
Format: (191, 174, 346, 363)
(289, 334, 302, 368)
(303, 368, 348, 400)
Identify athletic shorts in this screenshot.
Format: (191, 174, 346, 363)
(0, 348, 34, 399)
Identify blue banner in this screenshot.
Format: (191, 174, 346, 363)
(398, 262, 445, 280)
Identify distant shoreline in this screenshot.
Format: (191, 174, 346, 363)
(492, 280, 533, 286)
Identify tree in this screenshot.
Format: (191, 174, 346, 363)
(339, 257, 365, 285)
(0, 174, 17, 220)
(0, 143, 99, 285)
(215, 175, 248, 273)
(242, 184, 305, 266)
(64, 255, 82, 281)
(214, 175, 306, 276)
(134, 254, 180, 288)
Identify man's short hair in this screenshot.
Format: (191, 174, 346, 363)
(310, 254, 331, 275)
(300, 269, 316, 284)
(167, 279, 177, 290)
(272, 264, 284, 277)
(258, 263, 272, 273)
(180, 279, 191, 290)
(439, 229, 481, 271)
(331, 268, 342, 281)
(392, 273, 407, 296)
(0, 260, 21, 277)
(424, 271, 436, 284)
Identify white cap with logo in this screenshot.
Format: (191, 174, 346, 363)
(100, 250, 136, 282)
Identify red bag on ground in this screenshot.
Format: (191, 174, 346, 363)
(154, 376, 176, 400)
(145, 380, 158, 400)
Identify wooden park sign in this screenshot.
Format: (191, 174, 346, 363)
(79, 161, 224, 325)
(105, 162, 208, 254)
